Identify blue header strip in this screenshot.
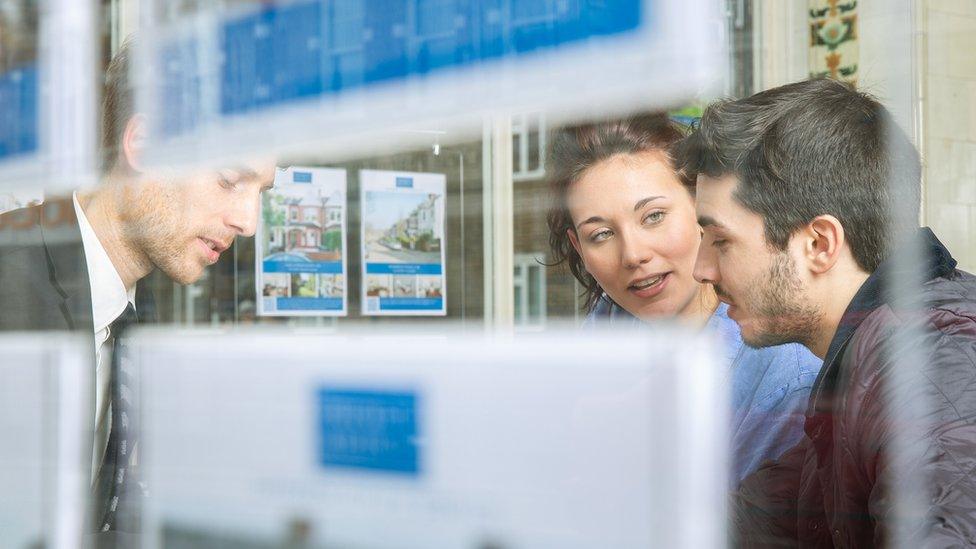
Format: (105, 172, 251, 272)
(366, 263, 442, 275)
(275, 297, 343, 310)
(379, 297, 443, 310)
(264, 260, 343, 274)
(293, 171, 313, 183)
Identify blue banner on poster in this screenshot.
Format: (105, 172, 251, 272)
(275, 297, 343, 310)
(264, 260, 343, 274)
(317, 389, 420, 475)
(379, 298, 444, 311)
(366, 263, 442, 275)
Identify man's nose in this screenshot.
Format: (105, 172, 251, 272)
(226, 189, 260, 237)
(693, 243, 718, 284)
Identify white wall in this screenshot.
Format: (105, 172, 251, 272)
(752, 0, 809, 91)
(921, 0, 976, 271)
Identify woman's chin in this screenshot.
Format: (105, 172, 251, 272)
(629, 300, 677, 322)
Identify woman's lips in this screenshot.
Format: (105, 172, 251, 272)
(628, 272, 670, 299)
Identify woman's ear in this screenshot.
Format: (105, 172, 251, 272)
(567, 228, 583, 260)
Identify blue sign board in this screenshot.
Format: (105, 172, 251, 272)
(159, 0, 643, 137)
(317, 388, 420, 475)
(0, 65, 39, 161)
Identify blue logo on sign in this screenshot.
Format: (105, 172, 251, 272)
(395, 177, 413, 188)
(317, 389, 420, 475)
(293, 171, 313, 183)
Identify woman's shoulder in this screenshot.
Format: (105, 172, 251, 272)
(582, 294, 641, 328)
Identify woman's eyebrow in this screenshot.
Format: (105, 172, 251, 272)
(576, 216, 606, 230)
(633, 195, 665, 211)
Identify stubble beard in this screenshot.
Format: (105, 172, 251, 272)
(121, 182, 202, 286)
(739, 252, 823, 350)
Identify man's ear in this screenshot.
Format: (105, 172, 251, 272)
(799, 215, 846, 275)
(567, 228, 584, 261)
(120, 114, 147, 173)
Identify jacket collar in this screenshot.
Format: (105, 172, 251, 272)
(37, 198, 94, 332)
(807, 227, 957, 417)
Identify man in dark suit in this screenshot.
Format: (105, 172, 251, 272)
(0, 38, 275, 546)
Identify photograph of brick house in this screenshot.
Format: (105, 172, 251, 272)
(266, 189, 343, 261)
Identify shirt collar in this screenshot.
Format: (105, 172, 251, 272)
(807, 227, 957, 416)
(72, 192, 135, 333)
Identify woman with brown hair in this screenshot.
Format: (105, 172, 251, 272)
(546, 113, 822, 486)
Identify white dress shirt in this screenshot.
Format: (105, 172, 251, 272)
(73, 193, 135, 476)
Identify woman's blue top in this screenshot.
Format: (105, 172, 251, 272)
(584, 295, 823, 487)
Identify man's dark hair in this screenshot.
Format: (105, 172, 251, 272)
(676, 78, 921, 273)
(546, 113, 692, 311)
(101, 37, 136, 173)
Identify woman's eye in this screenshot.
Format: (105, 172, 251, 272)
(712, 238, 728, 249)
(643, 211, 666, 225)
(590, 229, 613, 243)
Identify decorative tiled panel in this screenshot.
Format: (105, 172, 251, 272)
(809, 0, 858, 85)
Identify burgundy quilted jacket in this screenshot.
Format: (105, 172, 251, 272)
(733, 229, 976, 547)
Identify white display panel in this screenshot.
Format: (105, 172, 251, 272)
(0, 0, 96, 193)
(257, 166, 348, 317)
(135, 327, 727, 548)
(136, 0, 724, 168)
(0, 334, 90, 549)
(360, 169, 447, 316)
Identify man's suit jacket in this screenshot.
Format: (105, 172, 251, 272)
(0, 196, 95, 338)
(0, 196, 156, 337)
(0, 196, 155, 548)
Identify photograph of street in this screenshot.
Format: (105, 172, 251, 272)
(363, 191, 442, 264)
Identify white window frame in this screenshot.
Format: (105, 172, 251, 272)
(513, 253, 547, 331)
(512, 112, 546, 182)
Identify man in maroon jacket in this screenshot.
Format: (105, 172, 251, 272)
(678, 77, 976, 547)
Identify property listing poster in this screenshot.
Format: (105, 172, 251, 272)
(360, 170, 446, 316)
(257, 166, 348, 316)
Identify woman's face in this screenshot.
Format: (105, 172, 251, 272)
(566, 150, 703, 321)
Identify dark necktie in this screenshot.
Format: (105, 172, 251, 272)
(93, 302, 141, 533)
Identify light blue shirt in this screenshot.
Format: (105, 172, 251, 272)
(584, 296, 822, 487)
